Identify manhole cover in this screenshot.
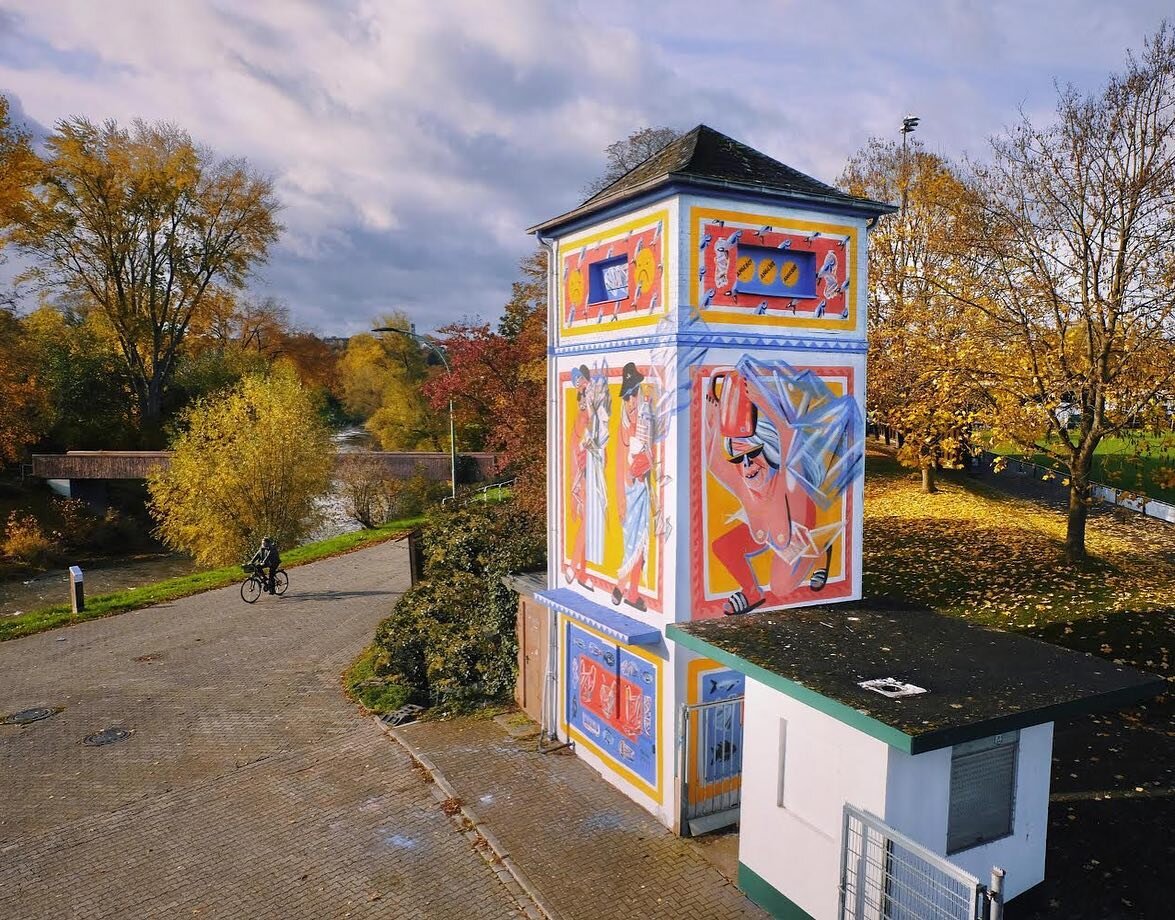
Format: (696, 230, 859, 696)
(83, 727, 132, 746)
(3, 707, 57, 725)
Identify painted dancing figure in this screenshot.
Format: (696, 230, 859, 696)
(613, 363, 652, 612)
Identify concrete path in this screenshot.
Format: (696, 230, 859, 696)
(399, 716, 769, 920)
(0, 541, 527, 919)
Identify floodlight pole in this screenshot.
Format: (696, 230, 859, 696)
(899, 114, 919, 213)
(372, 326, 457, 501)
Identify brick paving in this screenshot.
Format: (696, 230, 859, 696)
(0, 541, 526, 919)
(400, 716, 770, 920)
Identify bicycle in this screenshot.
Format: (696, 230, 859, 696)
(240, 563, 288, 603)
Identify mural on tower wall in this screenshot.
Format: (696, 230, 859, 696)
(560, 208, 669, 337)
(565, 619, 661, 796)
(685, 658, 746, 805)
(689, 206, 857, 329)
(690, 355, 862, 618)
(561, 356, 674, 613)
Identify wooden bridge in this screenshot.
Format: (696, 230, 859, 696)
(30, 451, 499, 507)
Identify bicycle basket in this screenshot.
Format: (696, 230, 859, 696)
(242, 563, 258, 574)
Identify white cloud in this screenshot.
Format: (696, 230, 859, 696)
(1, 0, 1171, 332)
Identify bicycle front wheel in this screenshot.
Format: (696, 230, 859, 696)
(241, 576, 263, 604)
(273, 570, 289, 596)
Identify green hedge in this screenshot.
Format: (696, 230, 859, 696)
(372, 500, 544, 711)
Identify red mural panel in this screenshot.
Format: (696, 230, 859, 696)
(700, 223, 850, 318)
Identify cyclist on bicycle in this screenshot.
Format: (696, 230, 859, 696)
(249, 536, 281, 595)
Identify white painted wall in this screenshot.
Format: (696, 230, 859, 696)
(885, 723, 1053, 900)
(739, 677, 891, 920)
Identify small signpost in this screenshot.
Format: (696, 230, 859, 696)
(69, 565, 85, 615)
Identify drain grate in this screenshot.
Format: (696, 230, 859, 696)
(3, 707, 57, 726)
(83, 727, 132, 746)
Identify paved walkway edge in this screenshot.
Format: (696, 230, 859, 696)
(373, 716, 564, 920)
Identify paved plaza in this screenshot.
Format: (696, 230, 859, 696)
(0, 542, 529, 919)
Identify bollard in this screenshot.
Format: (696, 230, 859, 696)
(406, 528, 425, 587)
(69, 565, 85, 615)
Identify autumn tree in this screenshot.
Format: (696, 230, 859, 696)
(12, 118, 281, 441)
(21, 306, 136, 449)
(947, 26, 1175, 561)
(425, 250, 548, 513)
(0, 309, 49, 462)
(148, 370, 333, 565)
(841, 138, 980, 492)
(582, 126, 681, 197)
(0, 95, 40, 308)
(338, 311, 447, 450)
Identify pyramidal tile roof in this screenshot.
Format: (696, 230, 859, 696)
(531, 124, 895, 234)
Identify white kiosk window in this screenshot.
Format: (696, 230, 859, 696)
(947, 731, 1019, 854)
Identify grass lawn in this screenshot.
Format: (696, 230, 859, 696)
(0, 516, 424, 642)
(865, 447, 1175, 634)
(984, 433, 1175, 505)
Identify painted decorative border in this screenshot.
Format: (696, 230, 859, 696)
(559, 208, 670, 337)
(688, 206, 857, 331)
(552, 332, 868, 358)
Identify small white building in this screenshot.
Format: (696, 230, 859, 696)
(668, 604, 1163, 919)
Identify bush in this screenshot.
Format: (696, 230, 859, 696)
(386, 469, 449, 520)
(372, 501, 544, 711)
(2, 511, 55, 566)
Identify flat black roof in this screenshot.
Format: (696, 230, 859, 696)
(668, 603, 1166, 754)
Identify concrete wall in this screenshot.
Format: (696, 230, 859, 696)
(738, 676, 891, 920)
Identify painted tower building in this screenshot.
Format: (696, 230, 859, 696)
(527, 126, 895, 831)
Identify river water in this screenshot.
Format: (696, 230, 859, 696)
(2, 426, 379, 618)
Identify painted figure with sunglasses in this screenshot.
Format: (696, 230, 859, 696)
(705, 367, 837, 615)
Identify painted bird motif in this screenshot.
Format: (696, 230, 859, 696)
(699, 265, 707, 281)
(840, 305, 850, 319)
(788, 299, 798, 314)
(647, 292, 658, 313)
(726, 229, 743, 246)
(701, 288, 715, 307)
(699, 233, 712, 250)
(816, 300, 827, 317)
(756, 300, 769, 315)
(777, 238, 792, 250)
(758, 224, 773, 236)
(652, 220, 662, 244)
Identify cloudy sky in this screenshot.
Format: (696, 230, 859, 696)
(0, 1, 1169, 335)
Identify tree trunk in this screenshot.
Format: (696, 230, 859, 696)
(882, 426, 891, 445)
(921, 465, 937, 494)
(1064, 476, 1090, 563)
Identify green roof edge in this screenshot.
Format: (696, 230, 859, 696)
(666, 623, 915, 754)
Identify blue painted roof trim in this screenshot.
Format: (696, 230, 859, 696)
(552, 330, 867, 357)
(530, 179, 884, 240)
(535, 588, 662, 646)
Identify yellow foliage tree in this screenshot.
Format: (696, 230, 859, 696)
(337, 311, 445, 450)
(12, 117, 281, 439)
(946, 27, 1175, 561)
(842, 138, 980, 492)
(148, 370, 334, 566)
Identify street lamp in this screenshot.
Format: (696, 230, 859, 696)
(372, 325, 457, 501)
